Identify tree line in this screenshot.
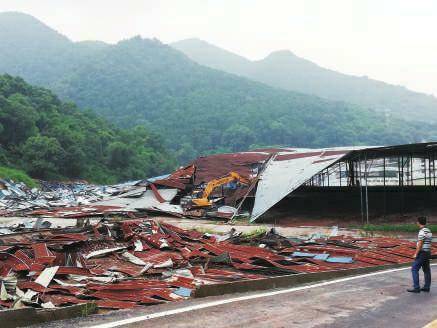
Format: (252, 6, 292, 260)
(0, 74, 175, 183)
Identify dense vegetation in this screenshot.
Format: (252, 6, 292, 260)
(0, 74, 175, 183)
(1, 13, 437, 165)
(173, 38, 437, 124)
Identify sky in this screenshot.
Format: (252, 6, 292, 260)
(1, 0, 437, 96)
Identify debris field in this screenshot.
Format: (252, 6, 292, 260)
(1, 217, 434, 311)
(0, 148, 354, 221)
(1, 150, 436, 314)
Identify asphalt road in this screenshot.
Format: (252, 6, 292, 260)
(34, 265, 437, 328)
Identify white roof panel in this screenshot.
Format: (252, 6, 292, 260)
(250, 147, 367, 222)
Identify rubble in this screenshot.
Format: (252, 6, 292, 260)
(0, 178, 181, 219)
(0, 218, 434, 311)
(0, 179, 117, 216)
(2, 148, 332, 220)
(0, 159, 252, 219)
(4, 143, 437, 222)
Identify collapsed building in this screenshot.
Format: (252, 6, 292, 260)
(2, 142, 437, 223)
(150, 142, 437, 222)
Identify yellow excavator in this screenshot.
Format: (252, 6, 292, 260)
(190, 172, 251, 208)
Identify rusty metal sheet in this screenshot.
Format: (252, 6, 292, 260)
(0, 217, 429, 313)
(191, 152, 270, 184)
(96, 299, 139, 309)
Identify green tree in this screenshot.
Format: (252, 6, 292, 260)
(20, 135, 64, 179)
(0, 94, 38, 146)
(107, 141, 134, 169)
(0, 74, 176, 183)
(222, 124, 255, 152)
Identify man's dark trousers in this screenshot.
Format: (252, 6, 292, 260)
(412, 251, 431, 290)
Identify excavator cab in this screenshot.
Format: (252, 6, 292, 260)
(183, 172, 250, 209)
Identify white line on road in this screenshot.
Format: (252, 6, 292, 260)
(90, 264, 437, 328)
(423, 319, 437, 328)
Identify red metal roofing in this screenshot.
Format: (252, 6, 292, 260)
(0, 217, 433, 312)
(190, 152, 270, 184)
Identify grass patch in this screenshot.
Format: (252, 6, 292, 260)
(242, 226, 267, 238)
(194, 227, 221, 235)
(230, 213, 251, 224)
(0, 166, 38, 188)
(360, 223, 437, 233)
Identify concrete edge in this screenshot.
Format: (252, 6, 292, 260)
(0, 302, 97, 328)
(1, 261, 432, 326)
(193, 262, 415, 298)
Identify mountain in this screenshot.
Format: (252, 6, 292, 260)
(0, 12, 72, 86)
(0, 74, 175, 182)
(172, 38, 437, 122)
(172, 38, 253, 75)
(0, 12, 436, 165)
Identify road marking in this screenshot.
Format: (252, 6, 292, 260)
(423, 319, 437, 328)
(90, 264, 437, 328)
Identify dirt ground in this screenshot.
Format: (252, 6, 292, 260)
(153, 216, 358, 238)
(263, 211, 437, 227)
(0, 214, 424, 240)
(0, 215, 359, 239)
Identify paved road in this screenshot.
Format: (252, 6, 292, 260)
(36, 265, 437, 328)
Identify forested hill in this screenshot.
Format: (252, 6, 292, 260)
(0, 74, 175, 182)
(172, 38, 437, 123)
(1, 13, 437, 164)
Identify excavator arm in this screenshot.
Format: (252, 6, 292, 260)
(191, 172, 250, 207)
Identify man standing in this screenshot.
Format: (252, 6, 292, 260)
(407, 216, 432, 293)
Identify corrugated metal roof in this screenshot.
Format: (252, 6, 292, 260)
(250, 146, 367, 222)
(191, 152, 271, 184)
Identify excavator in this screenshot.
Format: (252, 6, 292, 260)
(183, 172, 251, 209)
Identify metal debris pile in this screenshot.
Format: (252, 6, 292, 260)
(0, 163, 253, 220)
(0, 149, 305, 220)
(0, 179, 123, 216)
(0, 178, 174, 218)
(6, 144, 437, 223)
(0, 218, 431, 311)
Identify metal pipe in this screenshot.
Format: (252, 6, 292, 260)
(424, 157, 427, 186)
(432, 153, 435, 187)
(410, 155, 413, 186)
(359, 156, 364, 224)
(383, 156, 386, 217)
(364, 154, 369, 224)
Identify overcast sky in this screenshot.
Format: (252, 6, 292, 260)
(1, 0, 437, 96)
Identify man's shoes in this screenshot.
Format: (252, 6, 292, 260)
(421, 288, 430, 292)
(407, 288, 421, 293)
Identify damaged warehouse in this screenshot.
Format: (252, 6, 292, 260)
(3, 142, 437, 223)
(152, 142, 437, 222)
(252, 142, 437, 223)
